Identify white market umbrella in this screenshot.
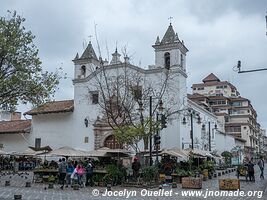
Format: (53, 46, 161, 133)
(160, 148, 189, 161)
(0, 150, 7, 155)
(86, 147, 132, 157)
(17, 148, 46, 156)
(48, 146, 88, 157)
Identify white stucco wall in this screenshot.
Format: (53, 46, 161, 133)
(215, 132, 236, 154)
(30, 113, 81, 150)
(0, 133, 31, 153)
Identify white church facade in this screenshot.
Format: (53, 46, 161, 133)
(0, 24, 244, 155)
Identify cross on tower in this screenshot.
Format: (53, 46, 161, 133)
(168, 16, 173, 24)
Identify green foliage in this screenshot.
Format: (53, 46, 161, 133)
(200, 160, 215, 173)
(47, 175, 55, 183)
(92, 174, 102, 183)
(103, 164, 126, 185)
(0, 11, 64, 110)
(221, 151, 233, 165)
(114, 117, 160, 153)
(174, 168, 194, 177)
(142, 165, 158, 182)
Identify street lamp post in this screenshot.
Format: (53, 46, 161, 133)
(149, 96, 152, 166)
(190, 112, 194, 150)
(202, 121, 217, 151)
(182, 109, 201, 150)
(208, 122, 211, 151)
(155, 100, 164, 165)
(138, 96, 164, 166)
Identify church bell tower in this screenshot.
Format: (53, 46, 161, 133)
(152, 23, 188, 70)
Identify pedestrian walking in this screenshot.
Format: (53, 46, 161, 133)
(66, 161, 74, 188)
(247, 160, 255, 182)
(132, 157, 141, 181)
(258, 157, 264, 180)
(85, 158, 94, 186)
(58, 158, 67, 189)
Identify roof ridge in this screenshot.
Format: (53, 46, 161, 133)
(161, 24, 176, 44)
(202, 73, 220, 83)
(80, 42, 98, 60)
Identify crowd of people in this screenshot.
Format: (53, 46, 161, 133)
(0, 156, 41, 171)
(243, 157, 265, 182)
(58, 157, 94, 189)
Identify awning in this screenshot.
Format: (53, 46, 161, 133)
(160, 148, 188, 161)
(86, 147, 132, 158)
(0, 150, 7, 155)
(185, 149, 214, 158)
(16, 148, 47, 156)
(47, 146, 88, 157)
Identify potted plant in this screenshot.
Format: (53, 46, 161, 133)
(104, 164, 126, 186)
(92, 174, 101, 186)
(200, 160, 215, 180)
(174, 168, 190, 183)
(142, 166, 158, 186)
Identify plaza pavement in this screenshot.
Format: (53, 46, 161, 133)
(0, 167, 266, 200)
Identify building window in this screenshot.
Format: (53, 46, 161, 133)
(193, 88, 196, 90)
(0, 143, 3, 149)
(197, 87, 204, 90)
(132, 85, 142, 100)
(218, 100, 226, 105)
(225, 126, 241, 133)
(35, 138, 41, 148)
(164, 52, 170, 69)
(232, 101, 242, 107)
(90, 91, 99, 104)
(81, 65, 86, 76)
(84, 137, 89, 143)
(104, 135, 122, 149)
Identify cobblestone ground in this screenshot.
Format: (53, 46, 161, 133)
(0, 167, 266, 200)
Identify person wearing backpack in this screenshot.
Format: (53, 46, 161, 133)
(58, 158, 67, 189)
(85, 158, 94, 186)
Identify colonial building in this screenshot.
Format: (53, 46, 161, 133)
(190, 73, 261, 158)
(1, 24, 191, 153)
(0, 24, 247, 157)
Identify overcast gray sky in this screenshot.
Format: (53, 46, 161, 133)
(1, 0, 267, 129)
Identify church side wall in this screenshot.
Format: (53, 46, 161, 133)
(30, 113, 78, 150)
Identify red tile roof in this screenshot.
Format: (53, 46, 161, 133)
(202, 73, 220, 83)
(0, 120, 31, 134)
(25, 100, 74, 115)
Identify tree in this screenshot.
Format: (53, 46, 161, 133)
(114, 118, 160, 153)
(0, 11, 63, 110)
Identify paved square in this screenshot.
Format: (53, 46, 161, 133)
(0, 168, 266, 200)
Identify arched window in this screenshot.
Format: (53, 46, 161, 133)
(180, 54, 184, 68)
(81, 65, 86, 76)
(104, 135, 122, 149)
(164, 52, 170, 69)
